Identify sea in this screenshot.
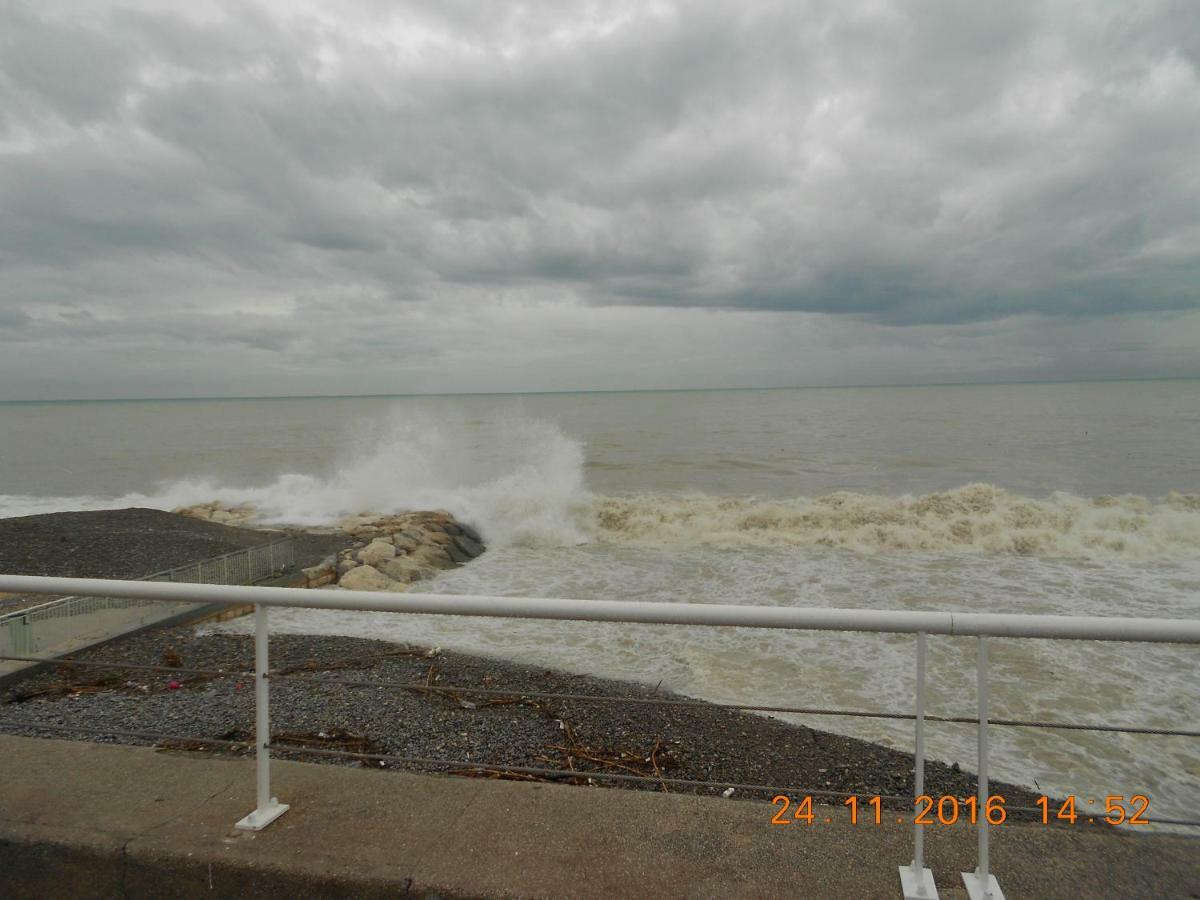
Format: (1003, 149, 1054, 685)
(2, 380, 1198, 826)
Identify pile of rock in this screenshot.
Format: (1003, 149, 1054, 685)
(302, 510, 485, 592)
(174, 501, 257, 527)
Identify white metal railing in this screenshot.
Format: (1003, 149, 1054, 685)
(0, 575, 1197, 900)
(0, 539, 293, 669)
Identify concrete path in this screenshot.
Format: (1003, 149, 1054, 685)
(0, 735, 1197, 899)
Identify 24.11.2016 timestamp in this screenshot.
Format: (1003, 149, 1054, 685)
(770, 794, 1151, 826)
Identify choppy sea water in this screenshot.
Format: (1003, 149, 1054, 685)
(2, 381, 1198, 826)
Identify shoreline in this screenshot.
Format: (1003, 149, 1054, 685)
(0, 507, 1075, 821)
(0, 623, 1056, 818)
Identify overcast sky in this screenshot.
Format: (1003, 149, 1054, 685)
(1, 0, 1198, 400)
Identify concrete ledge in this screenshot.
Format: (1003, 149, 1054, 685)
(1, 735, 1197, 899)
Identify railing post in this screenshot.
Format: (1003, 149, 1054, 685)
(962, 637, 1004, 899)
(235, 603, 289, 831)
(900, 631, 938, 899)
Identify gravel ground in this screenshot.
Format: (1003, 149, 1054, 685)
(0, 509, 353, 612)
(0, 625, 1053, 816)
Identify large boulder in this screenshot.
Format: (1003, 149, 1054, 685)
(454, 534, 484, 558)
(379, 557, 437, 583)
(399, 528, 426, 544)
(409, 545, 453, 569)
(338, 564, 394, 592)
(302, 556, 337, 588)
(392, 533, 421, 554)
(444, 541, 472, 564)
(358, 539, 397, 567)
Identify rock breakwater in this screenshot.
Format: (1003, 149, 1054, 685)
(310, 511, 486, 591)
(174, 500, 258, 527)
(175, 504, 486, 592)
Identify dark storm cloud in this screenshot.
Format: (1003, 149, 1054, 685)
(0, 0, 1197, 397)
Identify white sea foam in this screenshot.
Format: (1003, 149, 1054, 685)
(590, 485, 1200, 560)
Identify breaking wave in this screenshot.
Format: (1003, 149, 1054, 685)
(589, 485, 1200, 560)
(3, 408, 1198, 560)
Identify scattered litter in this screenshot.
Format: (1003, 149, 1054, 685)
(167, 680, 182, 690)
(722, 788, 736, 798)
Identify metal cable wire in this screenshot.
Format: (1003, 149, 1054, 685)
(5, 720, 1198, 828)
(4, 652, 1197, 738)
(268, 740, 902, 802)
(6, 720, 252, 750)
(265, 671, 1200, 739)
(0, 653, 251, 678)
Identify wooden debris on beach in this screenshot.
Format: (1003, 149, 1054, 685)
(410, 660, 680, 792)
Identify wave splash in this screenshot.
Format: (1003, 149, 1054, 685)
(590, 485, 1200, 559)
(0, 413, 593, 548)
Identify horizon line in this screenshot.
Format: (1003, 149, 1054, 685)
(0, 374, 1196, 405)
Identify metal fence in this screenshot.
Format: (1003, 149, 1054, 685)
(0, 538, 293, 668)
(0, 575, 1196, 900)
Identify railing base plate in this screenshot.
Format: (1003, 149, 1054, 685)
(235, 800, 289, 831)
(961, 871, 1004, 900)
(899, 864, 939, 899)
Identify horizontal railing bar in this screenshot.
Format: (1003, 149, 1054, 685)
(6, 722, 1199, 827)
(2, 576, 1199, 643)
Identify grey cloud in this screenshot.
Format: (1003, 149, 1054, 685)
(0, 0, 1197, 398)
(0, 306, 30, 329)
(0, 3, 138, 124)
